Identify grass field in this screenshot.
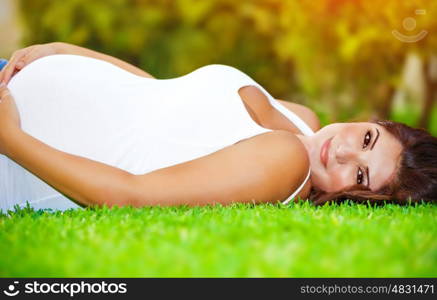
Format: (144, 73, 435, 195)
(0, 201, 436, 277)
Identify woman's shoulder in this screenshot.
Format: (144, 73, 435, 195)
(237, 129, 308, 159)
(255, 130, 309, 170)
(213, 129, 311, 203)
(244, 130, 311, 198)
(266, 130, 313, 200)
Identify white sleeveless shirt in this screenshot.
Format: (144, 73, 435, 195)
(1, 54, 314, 211)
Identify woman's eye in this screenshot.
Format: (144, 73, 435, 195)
(363, 131, 372, 149)
(357, 168, 364, 185)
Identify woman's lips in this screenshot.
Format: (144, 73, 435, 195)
(320, 137, 332, 168)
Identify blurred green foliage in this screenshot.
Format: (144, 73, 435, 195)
(17, 0, 437, 131)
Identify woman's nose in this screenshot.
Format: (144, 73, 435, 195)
(335, 144, 357, 164)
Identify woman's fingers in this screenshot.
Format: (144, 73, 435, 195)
(0, 82, 21, 137)
(0, 46, 45, 84)
(16, 49, 40, 70)
(0, 47, 32, 84)
(0, 83, 11, 103)
(0, 62, 9, 84)
(16, 61, 25, 69)
(0, 52, 21, 84)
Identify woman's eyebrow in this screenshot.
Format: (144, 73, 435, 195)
(367, 128, 380, 188)
(366, 166, 370, 188)
(370, 128, 380, 150)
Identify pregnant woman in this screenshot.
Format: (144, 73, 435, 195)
(0, 42, 435, 211)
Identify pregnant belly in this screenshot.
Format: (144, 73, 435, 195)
(4, 55, 227, 175)
(6, 55, 160, 171)
(5, 55, 269, 176)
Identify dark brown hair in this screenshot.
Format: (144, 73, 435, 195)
(310, 120, 437, 205)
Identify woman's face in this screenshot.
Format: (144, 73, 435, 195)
(303, 122, 403, 193)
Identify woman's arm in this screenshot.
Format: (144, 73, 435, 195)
(238, 86, 320, 132)
(0, 42, 154, 84)
(0, 83, 309, 207)
(5, 127, 310, 207)
(54, 42, 155, 78)
(276, 99, 321, 132)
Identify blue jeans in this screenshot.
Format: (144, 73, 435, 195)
(0, 59, 8, 71)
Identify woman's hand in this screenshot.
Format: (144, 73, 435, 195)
(0, 83, 21, 155)
(0, 43, 58, 84)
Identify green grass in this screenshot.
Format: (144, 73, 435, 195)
(1, 111, 434, 278)
(0, 201, 436, 277)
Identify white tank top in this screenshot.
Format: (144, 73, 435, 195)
(1, 54, 314, 211)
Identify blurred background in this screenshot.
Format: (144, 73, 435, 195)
(1, 0, 436, 134)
